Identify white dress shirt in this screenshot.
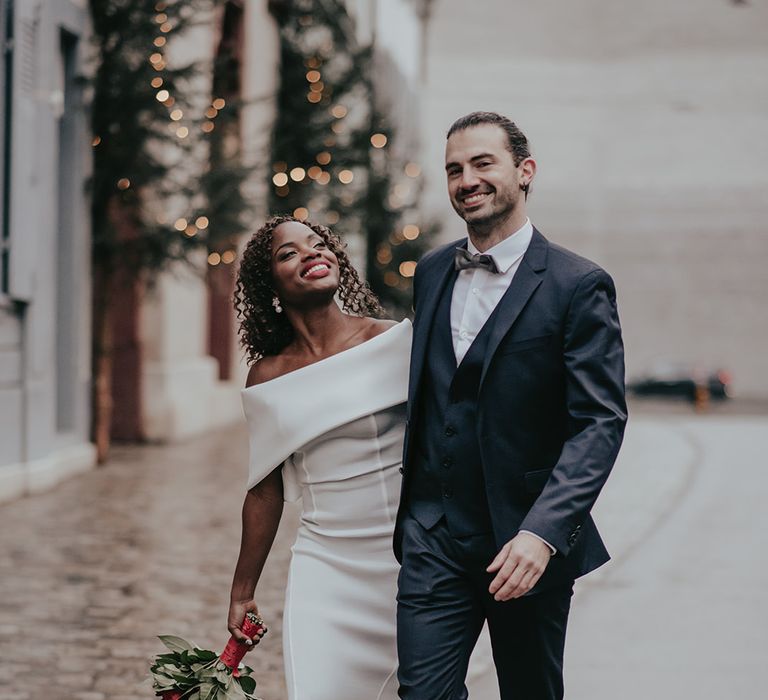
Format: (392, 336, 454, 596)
(450, 218, 533, 364)
(449, 218, 556, 555)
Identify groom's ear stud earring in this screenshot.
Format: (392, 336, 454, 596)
(272, 296, 283, 313)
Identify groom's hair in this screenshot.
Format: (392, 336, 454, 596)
(447, 111, 531, 166)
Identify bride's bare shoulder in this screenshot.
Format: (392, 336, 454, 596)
(246, 355, 289, 387)
(362, 318, 399, 340)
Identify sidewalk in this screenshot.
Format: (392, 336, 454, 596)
(0, 415, 694, 700)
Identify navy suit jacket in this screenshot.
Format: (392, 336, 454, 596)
(396, 228, 628, 586)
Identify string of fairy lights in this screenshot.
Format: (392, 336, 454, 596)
(92, 1, 237, 269)
(273, 49, 426, 286)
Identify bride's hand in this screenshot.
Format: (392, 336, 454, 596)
(228, 598, 265, 650)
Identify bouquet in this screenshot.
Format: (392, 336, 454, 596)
(150, 612, 266, 700)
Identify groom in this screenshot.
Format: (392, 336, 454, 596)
(394, 112, 627, 699)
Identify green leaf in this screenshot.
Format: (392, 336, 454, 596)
(222, 682, 247, 700)
(238, 676, 256, 694)
(215, 667, 232, 685)
(171, 672, 198, 689)
(158, 635, 195, 653)
(199, 681, 217, 700)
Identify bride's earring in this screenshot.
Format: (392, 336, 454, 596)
(272, 296, 283, 314)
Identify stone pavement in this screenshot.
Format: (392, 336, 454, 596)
(0, 427, 300, 700)
(0, 407, 695, 700)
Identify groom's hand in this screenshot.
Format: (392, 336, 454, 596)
(486, 532, 552, 601)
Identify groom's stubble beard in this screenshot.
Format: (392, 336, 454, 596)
(458, 187, 522, 244)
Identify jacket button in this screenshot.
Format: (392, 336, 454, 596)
(442, 487, 453, 498)
(442, 457, 453, 469)
(445, 425, 456, 437)
(398, 467, 404, 474)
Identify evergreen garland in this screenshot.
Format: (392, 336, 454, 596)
(89, 0, 251, 276)
(88, 0, 255, 453)
(267, 0, 438, 315)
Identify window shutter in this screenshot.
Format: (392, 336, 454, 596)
(7, 0, 42, 302)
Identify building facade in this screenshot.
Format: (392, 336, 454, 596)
(0, 0, 431, 502)
(0, 0, 95, 503)
(142, 0, 431, 440)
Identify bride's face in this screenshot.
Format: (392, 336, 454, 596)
(270, 221, 340, 307)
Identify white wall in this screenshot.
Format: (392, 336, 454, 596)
(421, 0, 768, 396)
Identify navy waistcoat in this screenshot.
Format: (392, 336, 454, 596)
(407, 272, 502, 537)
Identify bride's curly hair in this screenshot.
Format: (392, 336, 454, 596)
(234, 215, 386, 363)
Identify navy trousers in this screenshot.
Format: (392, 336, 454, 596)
(397, 513, 573, 700)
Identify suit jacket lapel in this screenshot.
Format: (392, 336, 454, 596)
(407, 244, 459, 418)
(480, 229, 549, 387)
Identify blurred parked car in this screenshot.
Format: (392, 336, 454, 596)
(629, 364, 732, 403)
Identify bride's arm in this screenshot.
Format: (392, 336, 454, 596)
(227, 461, 284, 646)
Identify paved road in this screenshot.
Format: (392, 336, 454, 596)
(0, 412, 764, 699)
(566, 415, 768, 699)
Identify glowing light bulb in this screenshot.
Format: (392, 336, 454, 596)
(403, 224, 420, 240)
(370, 133, 388, 149)
(405, 162, 422, 178)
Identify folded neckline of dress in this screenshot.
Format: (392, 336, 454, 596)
(241, 318, 412, 392)
(240, 319, 412, 494)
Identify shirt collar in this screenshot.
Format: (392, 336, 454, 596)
(466, 218, 533, 274)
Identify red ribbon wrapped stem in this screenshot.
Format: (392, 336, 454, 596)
(219, 612, 267, 671)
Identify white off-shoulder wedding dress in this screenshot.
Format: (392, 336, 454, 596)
(240, 320, 498, 700)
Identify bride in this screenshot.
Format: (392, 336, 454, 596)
(227, 215, 409, 700)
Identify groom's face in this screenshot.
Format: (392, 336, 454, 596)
(445, 124, 525, 227)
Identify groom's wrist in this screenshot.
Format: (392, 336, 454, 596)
(519, 529, 557, 556)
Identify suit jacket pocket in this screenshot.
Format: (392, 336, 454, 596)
(524, 468, 553, 494)
(498, 334, 552, 355)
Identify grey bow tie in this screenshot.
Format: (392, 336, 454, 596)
(454, 247, 499, 274)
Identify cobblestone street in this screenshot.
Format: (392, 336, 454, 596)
(0, 426, 297, 700)
(2, 409, 766, 699)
